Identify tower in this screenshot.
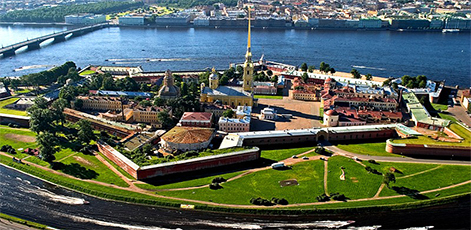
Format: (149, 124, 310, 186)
(209, 67, 219, 89)
(243, 8, 254, 92)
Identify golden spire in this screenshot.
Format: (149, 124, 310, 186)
(212, 66, 216, 73)
(247, 7, 251, 50)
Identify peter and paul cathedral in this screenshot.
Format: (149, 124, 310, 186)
(200, 9, 257, 107)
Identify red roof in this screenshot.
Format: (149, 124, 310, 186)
(180, 112, 213, 122)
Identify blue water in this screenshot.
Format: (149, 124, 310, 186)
(1, 25, 470, 87)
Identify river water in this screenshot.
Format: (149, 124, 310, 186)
(0, 25, 470, 87)
(1, 164, 470, 229)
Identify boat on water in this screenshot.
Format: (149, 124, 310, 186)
(442, 29, 459, 33)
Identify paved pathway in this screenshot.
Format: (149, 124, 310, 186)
(0, 218, 37, 230)
(323, 160, 329, 195)
(448, 105, 471, 127)
(397, 165, 443, 179)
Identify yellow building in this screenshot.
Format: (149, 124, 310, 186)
(77, 96, 129, 111)
(200, 9, 256, 108)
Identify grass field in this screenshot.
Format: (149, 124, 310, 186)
(432, 103, 449, 111)
(0, 126, 37, 150)
(159, 160, 325, 204)
(79, 70, 96, 76)
(0, 98, 28, 116)
(336, 142, 401, 157)
(0, 126, 127, 187)
(380, 164, 471, 197)
(363, 161, 438, 176)
(438, 113, 458, 123)
(136, 170, 245, 190)
(260, 146, 315, 161)
(327, 156, 383, 199)
(0, 213, 49, 229)
(254, 95, 283, 99)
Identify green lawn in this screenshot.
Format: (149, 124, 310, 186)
(58, 151, 129, 187)
(254, 95, 283, 99)
(380, 164, 471, 197)
(136, 170, 245, 190)
(260, 146, 315, 161)
(391, 123, 471, 147)
(14, 88, 32, 94)
(327, 156, 383, 199)
(159, 160, 325, 205)
(0, 213, 49, 229)
(0, 98, 28, 116)
(79, 70, 96, 76)
(97, 152, 135, 180)
(0, 126, 37, 150)
(336, 142, 401, 157)
(438, 113, 458, 123)
(363, 161, 439, 177)
(432, 103, 448, 111)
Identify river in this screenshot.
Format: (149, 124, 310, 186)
(1, 164, 470, 229)
(0, 25, 470, 87)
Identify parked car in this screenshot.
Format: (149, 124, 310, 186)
(292, 155, 298, 159)
(302, 156, 309, 160)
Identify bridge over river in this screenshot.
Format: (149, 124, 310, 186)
(0, 23, 109, 57)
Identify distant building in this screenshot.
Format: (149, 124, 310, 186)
(65, 14, 106, 24)
(4, 97, 34, 111)
(155, 14, 191, 26)
(119, 15, 145, 25)
(253, 81, 277, 95)
(159, 126, 215, 154)
(178, 112, 213, 128)
(202, 102, 233, 119)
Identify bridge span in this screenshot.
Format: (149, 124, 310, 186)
(0, 23, 109, 57)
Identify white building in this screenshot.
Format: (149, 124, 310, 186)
(65, 14, 106, 24)
(119, 15, 145, 25)
(323, 110, 339, 127)
(235, 106, 251, 118)
(218, 116, 251, 133)
(259, 107, 277, 120)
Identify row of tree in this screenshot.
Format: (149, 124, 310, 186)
(0, 1, 143, 22)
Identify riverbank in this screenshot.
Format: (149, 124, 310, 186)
(1, 150, 470, 216)
(0, 213, 49, 229)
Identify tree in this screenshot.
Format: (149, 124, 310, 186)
(101, 74, 115, 90)
(220, 75, 229, 86)
(383, 172, 396, 188)
(300, 63, 308, 72)
(365, 73, 373, 81)
(271, 75, 278, 83)
(157, 110, 172, 129)
(329, 68, 336, 75)
(236, 65, 243, 74)
(180, 82, 189, 96)
(222, 109, 235, 118)
(302, 72, 309, 83)
(418, 80, 426, 88)
(351, 68, 361, 79)
(401, 75, 411, 86)
(37, 132, 58, 163)
(154, 97, 165, 106)
(139, 99, 152, 107)
(77, 119, 94, 144)
(140, 83, 150, 92)
(51, 98, 68, 126)
(266, 70, 273, 76)
(320, 62, 327, 72)
(74, 99, 83, 110)
(308, 65, 315, 73)
(27, 97, 55, 134)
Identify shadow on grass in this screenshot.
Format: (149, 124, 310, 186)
(142, 158, 277, 187)
(391, 186, 429, 200)
(54, 162, 99, 180)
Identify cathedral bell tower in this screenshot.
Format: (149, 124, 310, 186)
(243, 8, 254, 92)
(209, 67, 219, 90)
